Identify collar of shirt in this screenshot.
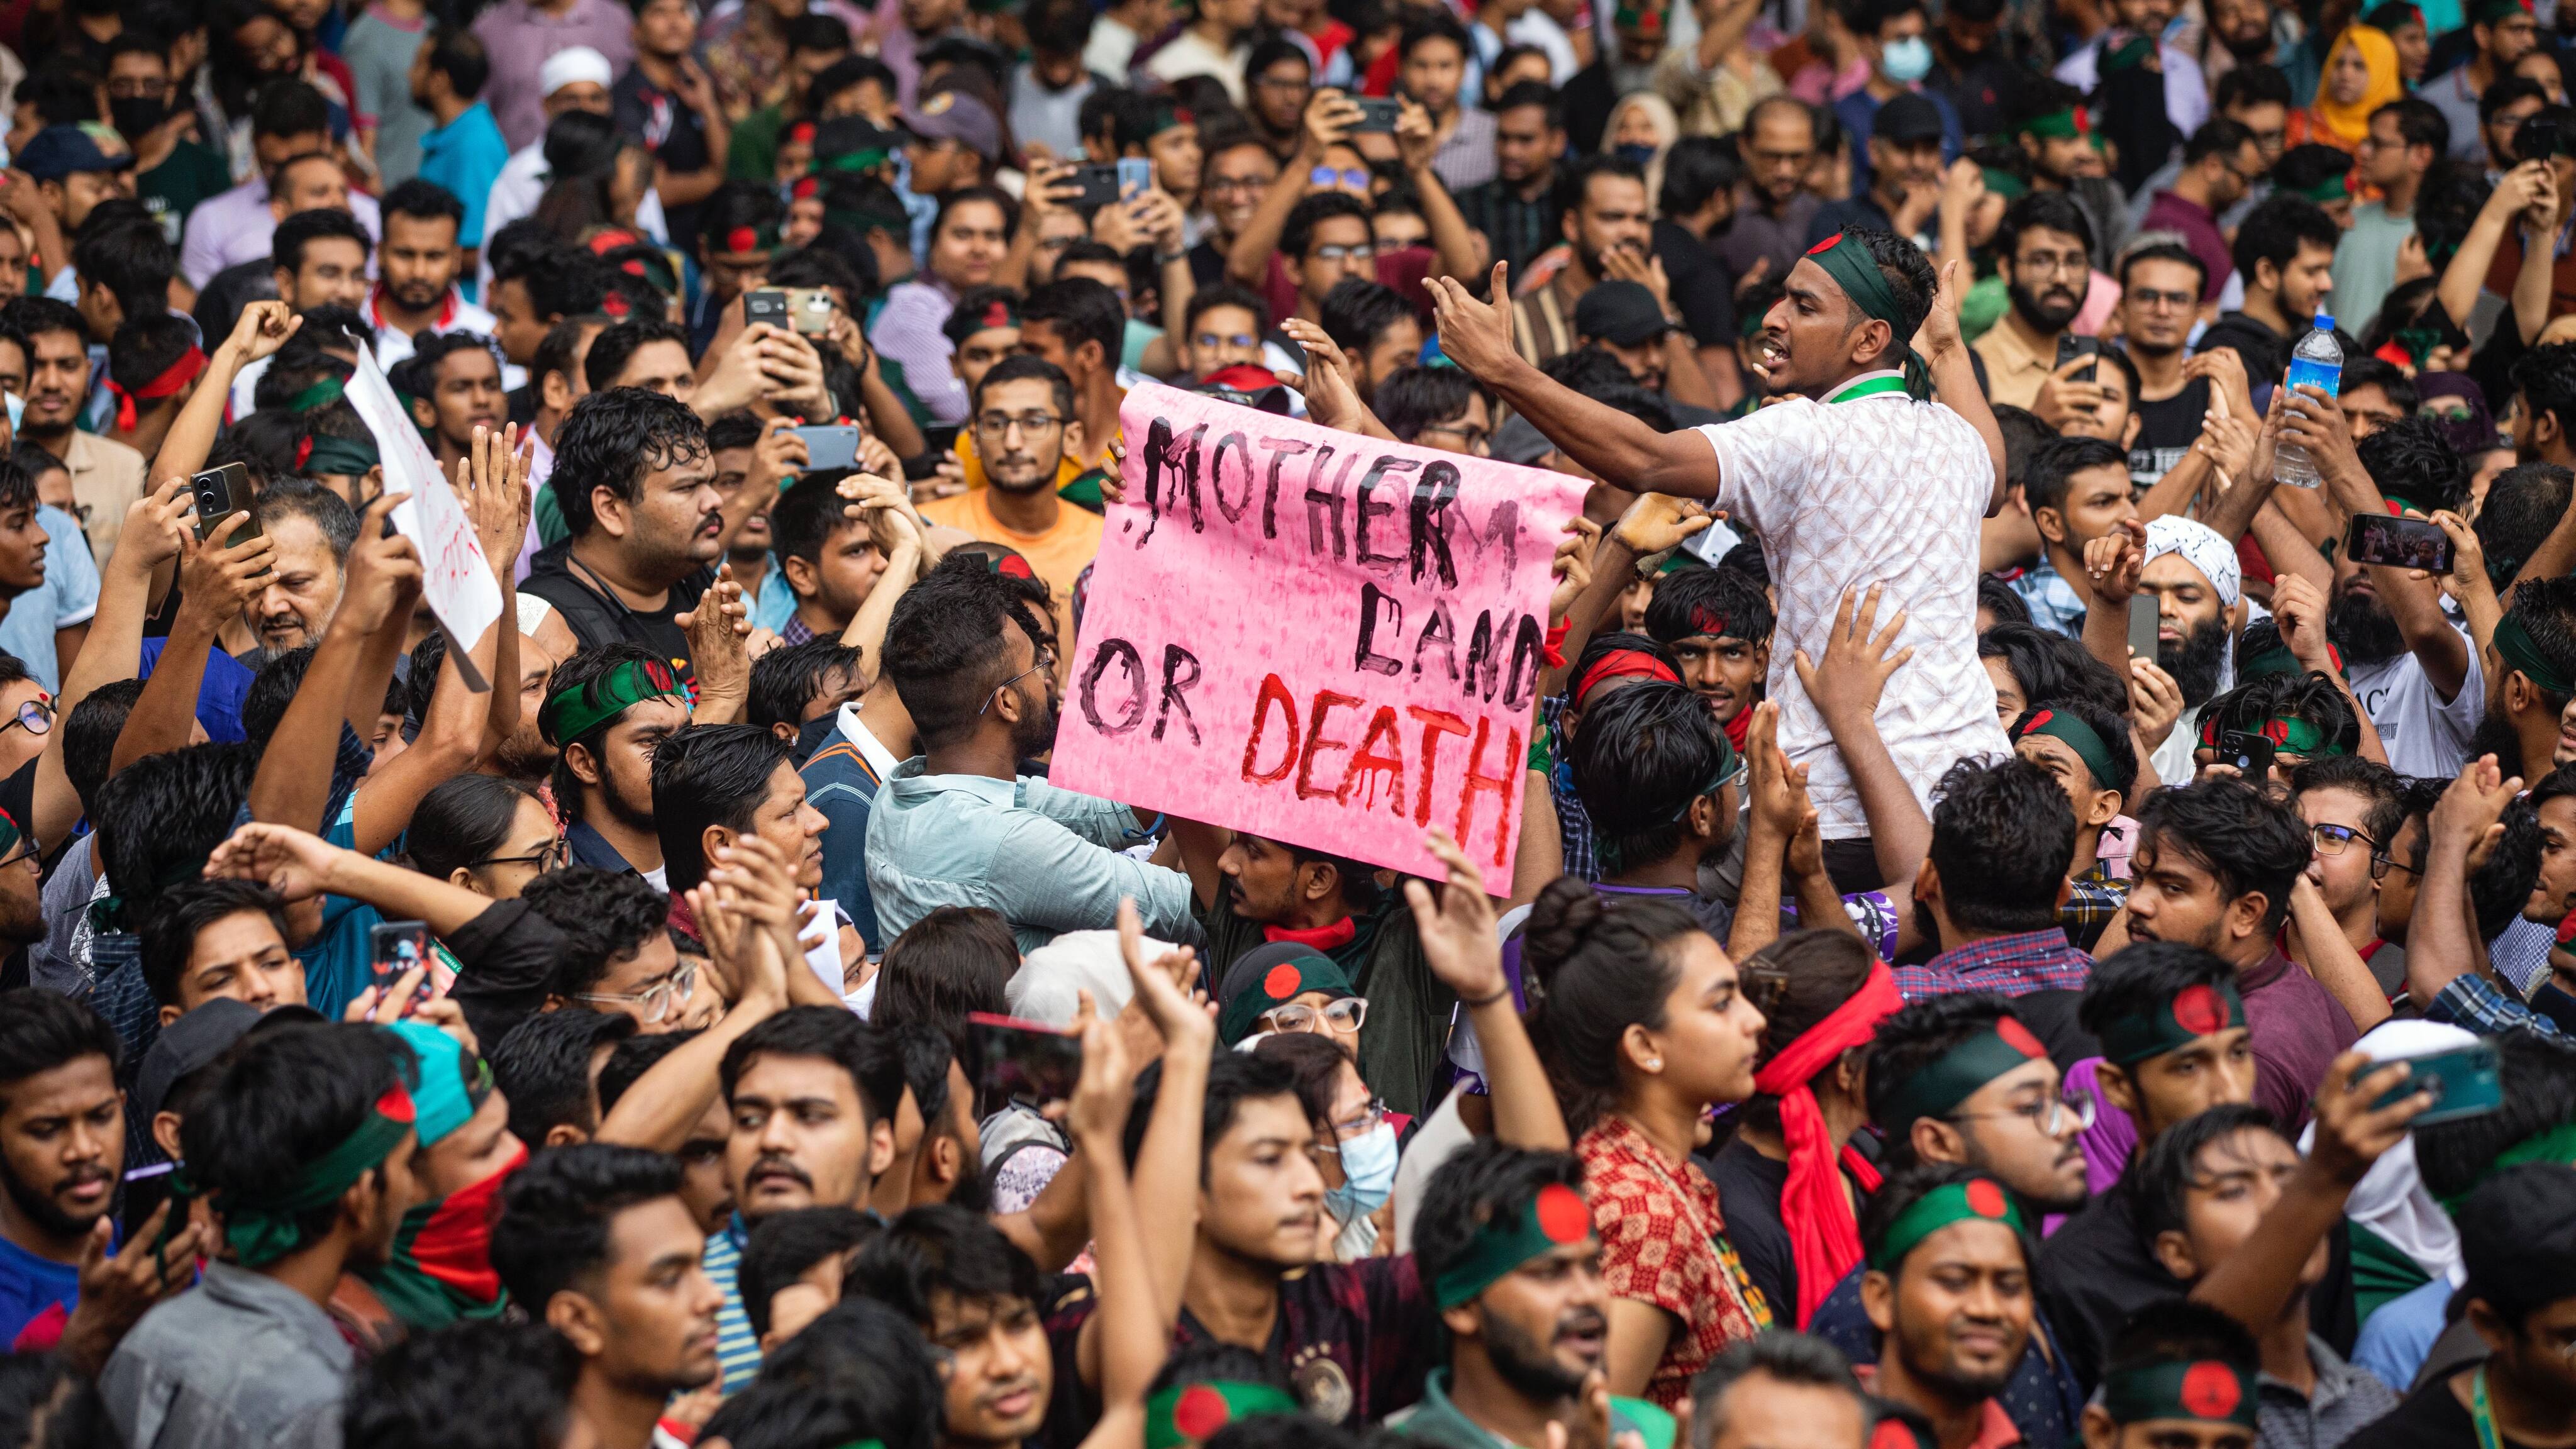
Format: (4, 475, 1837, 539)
(199, 1260, 355, 1373)
(2238, 947, 2295, 993)
(834, 702, 902, 781)
(2257, 1335, 2380, 1413)
(1924, 927, 2089, 975)
(882, 758, 1018, 806)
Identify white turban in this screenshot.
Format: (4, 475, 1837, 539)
(2143, 515, 2242, 609)
(539, 47, 614, 97)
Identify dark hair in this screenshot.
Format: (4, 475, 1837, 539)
(721, 1006, 901, 1128)
(2200, 669, 2364, 759)
(2118, 238, 2209, 296)
(1859, 1161, 2031, 1279)
(1865, 994, 2021, 1167)
(1927, 757, 2079, 933)
(521, 867, 672, 999)
(1, 296, 83, 350)
(2102, 1297, 2261, 1402)
(2077, 941, 2242, 1041)
(852, 1202, 1043, 1333)
(583, 316, 691, 393)
(1397, 8, 1471, 60)
(1556, 152, 1647, 218)
(2131, 778, 2311, 931)
(2416, 1030, 2576, 1197)
(972, 352, 1075, 419)
(1020, 277, 1124, 368)
(250, 79, 331, 142)
(493, 235, 610, 321)
(650, 724, 793, 894)
(103, 313, 198, 403)
(2343, 353, 2426, 414)
(92, 741, 258, 912)
(1412, 1140, 1587, 1298)
(551, 387, 711, 539)
(751, 636, 864, 734)
(2134, 1102, 2282, 1246)
(739, 1206, 880, 1338)
(487, 1008, 638, 1145)
(0, 989, 119, 1098)
(252, 474, 360, 561)
(1740, 930, 1879, 1135)
(2377, 94, 2451, 156)
(75, 218, 175, 319)
(596, 1029, 696, 1114)
(1118, 1046, 1303, 1184)
(1658, 135, 1741, 219)
(404, 774, 540, 883)
(1977, 623, 2132, 716)
(1569, 680, 1736, 876)
(489, 1142, 685, 1310)
(2231, 196, 2340, 292)
(880, 554, 1051, 749)
(719, 1297, 944, 1449)
(2017, 696, 2138, 799)
(2183, 116, 2256, 167)
(1995, 191, 2097, 263)
(1521, 877, 1706, 1131)
(2021, 434, 2131, 525)
(62, 677, 142, 814)
(1646, 554, 1772, 648)
(272, 206, 370, 276)
(872, 908, 1016, 1053)
(181, 1023, 411, 1255)
(1282, 192, 1372, 261)
(140, 877, 292, 1011)
(1688, 1333, 1867, 1443)
(1375, 367, 1480, 443)
(418, 26, 489, 99)
(344, 1319, 577, 1449)
(1319, 279, 1416, 358)
(2482, 468, 2576, 597)
(2511, 343, 2576, 448)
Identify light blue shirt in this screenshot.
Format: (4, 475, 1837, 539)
(417, 101, 512, 247)
(2351, 1275, 2448, 1393)
(0, 506, 99, 692)
(2009, 553, 2090, 640)
(750, 553, 796, 635)
(862, 758, 1196, 951)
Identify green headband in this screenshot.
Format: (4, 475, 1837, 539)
(2438, 1120, 2576, 1212)
(540, 657, 687, 746)
(288, 375, 347, 413)
(1145, 1382, 1304, 1448)
(2020, 106, 2090, 141)
(214, 1080, 418, 1265)
(1216, 949, 1355, 1045)
(1873, 1016, 2051, 1136)
(0, 807, 25, 862)
(2098, 978, 2246, 1066)
(2101, 1361, 2261, 1429)
(1804, 232, 1932, 400)
(2494, 611, 2576, 696)
(2014, 707, 2121, 794)
(1867, 1177, 2025, 1271)
(1980, 167, 2028, 200)
(2197, 712, 2344, 757)
(302, 433, 381, 477)
(1432, 1182, 1595, 1307)
(2236, 639, 2347, 684)
(816, 148, 893, 175)
(2293, 174, 2351, 206)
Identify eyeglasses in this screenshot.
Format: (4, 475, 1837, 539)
(1311, 243, 1373, 262)
(0, 697, 54, 739)
(2370, 845, 2420, 881)
(1415, 421, 1492, 454)
(0, 843, 38, 873)
(470, 838, 569, 873)
(975, 411, 1065, 439)
(1262, 996, 1368, 1036)
(1309, 166, 1371, 191)
(2012, 251, 2089, 277)
(1194, 331, 1258, 352)
(1208, 174, 1275, 196)
(1948, 1091, 2098, 1136)
(1313, 1096, 1391, 1153)
(577, 959, 699, 1024)
(2311, 822, 2382, 857)
(978, 651, 1057, 716)
(2128, 287, 2198, 311)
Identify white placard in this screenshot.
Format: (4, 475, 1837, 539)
(344, 343, 504, 688)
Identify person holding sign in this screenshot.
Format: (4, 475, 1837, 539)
(1428, 230, 2010, 891)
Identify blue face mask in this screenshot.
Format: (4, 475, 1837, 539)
(1323, 1121, 1399, 1221)
(1881, 35, 1933, 83)
(1614, 142, 1659, 168)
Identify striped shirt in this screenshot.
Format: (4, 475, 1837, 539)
(702, 1218, 760, 1392)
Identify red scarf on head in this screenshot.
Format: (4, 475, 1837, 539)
(1750, 961, 1904, 1328)
(104, 346, 206, 432)
(1574, 650, 1680, 703)
(1263, 915, 1357, 950)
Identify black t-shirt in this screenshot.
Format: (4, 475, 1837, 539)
(521, 549, 715, 689)
(613, 69, 713, 256)
(2129, 375, 2211, 489)
(1702, 1130, 1879, 1321)
(2343, 1373, 2529, 1449)
(1653, 218, 1736, 352)
(2033, 1182, 2186, 1392)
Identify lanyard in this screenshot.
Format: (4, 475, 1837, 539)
(1823, 374, 1907, 404)
(2473, 1367, 2504, 1449)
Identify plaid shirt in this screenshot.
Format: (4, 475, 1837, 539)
(1893, 928, 2097, 1002)
(2060, 868, 2128, 953)
(2424, 973, 2564, 1037)
(1541, 697, 1599, 881)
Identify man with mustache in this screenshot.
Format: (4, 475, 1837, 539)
(1389, 1143, 1648, 1449)
(523, 388, 723, 683)
(1511, 155, 1653, 368)
(1816, 1002, 2091, 1445)
(5, 297, 142, 569)
(1973, 194, 2097, 412)
(2323, 419, 2481, 777)
(1855, 1167, 2037, 1449)
(1642, 566, 1770, 751)
(2082, 515, 2243, 789)
(236, 482, 355, 665)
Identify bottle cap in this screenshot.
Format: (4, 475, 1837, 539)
(2315, 313, 2335, 330)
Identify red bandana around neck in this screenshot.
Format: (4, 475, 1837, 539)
(1263, 916, 1358, 951)
(1750, 961, 1904, 1328)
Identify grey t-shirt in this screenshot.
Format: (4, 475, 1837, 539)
(343, 9, 435, 186)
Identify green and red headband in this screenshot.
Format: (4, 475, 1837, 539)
(2098, 979, 2246, 1066)
(540, 657, 687, 746)
(1867, 1175, 2025, 1272)
(2014, 708, 2121, 794)
(1432, 1182, 1595, 1307)
(2101, 1360, 2260, 1429)
(1804, 232, 1932, 400)
(2020, 106, 2092, 142)
(1872, 1014, 2051, 1137)
(214, 1080, 417, 1265)
(1145, 1382, 1304, 1449)
(2197, 712, 2342, 757)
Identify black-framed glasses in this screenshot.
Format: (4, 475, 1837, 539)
(470, 838, 569, 873)
(0, 842, 39, 872)
(2311, 822, 2381, 857)
(2370, 846, 2420, 881)
(0, 698, 55, 739)
(974, 411, 1065, 439)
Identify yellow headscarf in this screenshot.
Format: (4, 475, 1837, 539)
(2312, 25, 2403, 149)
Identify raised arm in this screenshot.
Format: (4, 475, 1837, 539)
(2299, 388, 2469, 698)
(1792, 584, 1931, 893)
(45, 480, 184, 842)
(837, 473, 926, 669)
(1409, 829, 1568, 1149)
(109, 516, 276, 775)
(1228, 91, 1350, 287)
(204, 820, 499, 938)
(1392, 99, 1482, 289)
(2437, 164, 2546, 338)
(2407, 756, 2523, 1010)
(157, 303, 300, 487)
(1916, 260, 2007, 513)
(246, 491, 418, 833)
(1065, 990, 1165, 1419)
(597, 884, 788, 1150)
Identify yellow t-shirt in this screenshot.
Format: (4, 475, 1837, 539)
(919, 488, 1106, 653)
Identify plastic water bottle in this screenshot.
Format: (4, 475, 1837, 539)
(2273, 313, 2341, 488)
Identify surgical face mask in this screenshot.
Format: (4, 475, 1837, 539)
(1614, 142, 1658, 168)
(1881, 35, 1934, 83)
(1323, 1121, 1398, 1221)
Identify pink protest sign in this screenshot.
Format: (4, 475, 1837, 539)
(1049, 383, 1585, 894)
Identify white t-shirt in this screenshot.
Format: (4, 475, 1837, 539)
(1693, 371, 2009, 836)
(2346, 623, 2484, 780)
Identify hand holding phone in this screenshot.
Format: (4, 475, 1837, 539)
(967, 1011, 1084, 1112)
(2127, 595, 2160, 660)
(789, 423, 862, 472)
(2366, 1041, 2501, 1124)
(369, 921, 433, 1011)
(743, 289, 788, 330)
(2345, 513, 2456, 574)
(1352, 97, 1402, 133)
(2214, 730, 2275, 779)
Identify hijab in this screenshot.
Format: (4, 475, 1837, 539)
(2313, 26, 2403, 149)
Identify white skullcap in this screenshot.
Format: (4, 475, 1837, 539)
(2143, 515, 2241, 610)
(540, 47, 614, 97)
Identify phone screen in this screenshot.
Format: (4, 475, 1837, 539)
(2346, 514, 2455, 574)
(967, 1011, 1084, 1112)
(369, 920, 432, 1001)
(2127, 595, 2160, 661)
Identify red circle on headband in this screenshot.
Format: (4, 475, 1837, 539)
(726, 226, 760, 254)
(1174, 1385, 1231, 1440)
(1807, 231, 1845, 255)
(1263, 963, 1304, 1001)
(374, 1085, 416, 1124)
(1535, 1183, 1589, 1243)
(1964, 1179, 2009, 1219)
(2172, 984, 2229, 1036)
(1996, 1018, 2046, 1060)
(2181, 1363, 2242, 1419)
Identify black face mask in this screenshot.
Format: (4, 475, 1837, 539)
(109, 96, 169, 142)
(72, 0, 119, 19)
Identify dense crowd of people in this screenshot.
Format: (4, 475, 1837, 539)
(0, 0, 2567, 1445)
